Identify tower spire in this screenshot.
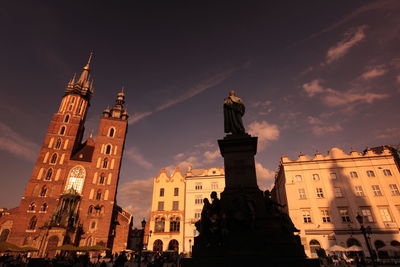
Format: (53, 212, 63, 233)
(78, 52, 94, 84)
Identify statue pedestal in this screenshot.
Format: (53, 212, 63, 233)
(185, 134, 319, 267)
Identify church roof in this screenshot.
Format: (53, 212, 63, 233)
(70, 137, 95, 162)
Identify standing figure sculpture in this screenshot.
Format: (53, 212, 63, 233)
(224, 90, 245, 134)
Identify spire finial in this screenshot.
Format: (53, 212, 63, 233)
(83, 51, 94, 70)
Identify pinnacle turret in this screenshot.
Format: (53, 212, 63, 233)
(102, 89, 129, 120)
(65, 52, 94, 100)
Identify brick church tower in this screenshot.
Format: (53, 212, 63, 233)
(0, 54, 132, 256)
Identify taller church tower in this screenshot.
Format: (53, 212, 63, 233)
(0, 54, 132, 256)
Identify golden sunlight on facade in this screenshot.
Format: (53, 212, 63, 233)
(272, 146, 400, 258)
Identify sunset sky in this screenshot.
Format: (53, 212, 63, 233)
(1, 1, 400, 223)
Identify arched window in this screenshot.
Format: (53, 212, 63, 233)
(96, 190, 102, 200)
(45, 168, 53, 180)
(347, 238, 361, 247)
(108, 128, 115, 137)
(64, 114, 70, 123)
(71, 97, 75, 103)
(168, 239, 179, 252)
(0, 229, 10, 242)
(88, 206, 94, 214)
(55, 138, 62, 149)
(86, 236, 94, 246)
(102, 158, 108, 169)
(170, 217, 181, 232)
(105, 145, 112, 155)
(391, 240, 400, 247)
(309, 239, 321, 258)
(40, 186, 47, 197)
(155, 217, 165, 233)
(375, 240, 385, 250)
(59, 126, 66, 135)
(28, 202, 36, 211)
(65, 166, 86, 194)
(50, 153, 58, 164)
(99, 173, 105, 185)
(27, 216, 37, 230)
(41, 203, 47, 212)
(153, 239, 163, 252)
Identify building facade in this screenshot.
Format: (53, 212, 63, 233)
(272, 147, 400, 258)
(0, 55, 132, 255)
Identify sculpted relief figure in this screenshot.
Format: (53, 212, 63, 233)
(224, 90, 245, 134)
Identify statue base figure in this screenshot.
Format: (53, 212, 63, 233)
(183, 134, 319, 267)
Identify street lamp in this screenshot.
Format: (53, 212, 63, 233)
(356, 214, 377, 267)
(138, 218, 146, 267)
(189, 239, 192, 257)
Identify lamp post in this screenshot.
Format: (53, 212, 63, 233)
(138, 218, 146, 267)
(189, 239, 192, 257)
(356, 214, 377, 267)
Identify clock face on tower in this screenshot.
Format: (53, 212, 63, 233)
(65, 166, 86, 194)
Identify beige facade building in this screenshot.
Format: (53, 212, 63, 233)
(183, 167, 225, 254)
(146, 167, 225, 254)
(273, 146, 400, 258)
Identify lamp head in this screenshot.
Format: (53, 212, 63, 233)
(141, 218, 146, 229)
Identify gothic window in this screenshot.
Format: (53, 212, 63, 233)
(45, 168, 53, 180)
(96, 190, 102, 200)
(59, 126, 66, 135)
(55, 138, 62, 149)
(65, 166, 86, 194)
(39, 186, 47, 197)
(105, 145, 112, 155)
(28, 202, 36, 211)
(155, 217, 165, 232)
(77, 100, 83, 114)
(169, 217, 180, 232)
(71, 97, 75, 103)
(99, 173, 105, 185)
(27, 216, 37, 230)
(102, 158, 108, 169)
(88, 206, 94, 214)
(64, 114, 70, 123)
(50, 153, 58, 164)
(108, 127, 115, 138)
(41, 203, 47, 212)
(90, 221, 96, 229)
(0, 229, 10, 242)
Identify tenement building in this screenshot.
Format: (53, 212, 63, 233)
(272, 147, 400, 258)
(146, 167, 225, 254)
(0, 55, 132, 256)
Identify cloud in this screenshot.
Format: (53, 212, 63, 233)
(0, 122, 39, 161)
(396, 75, 400, 84)
(255, 162, 275, 190)
(125, 147, 154, 170)
(128, 66, 239, 125)
(326, 25, 367, 64)
(203, 149, 220, 164)
(307, 115, 343, 136)
(302, 79, 388, 107)
(118, 178, 153, 227)
(360, 65, 387, 80)
(247, 121, 280, 151)
(375, 127, 400, 140)
(302, 79, 325, 97)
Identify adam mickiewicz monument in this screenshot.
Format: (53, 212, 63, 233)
(184, 91, 318, 267)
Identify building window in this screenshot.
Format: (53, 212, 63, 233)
(339, 208, 351, 222)
(361, 208, 374, 222)
(321, 209, 331, 223)
(169, 217, 180, 232)
(383, 169, 392, 176)
(41, 203, 47, 212)
(155, 217, 165, 232)
(96, 190, 102, 200)
(312, 174, 320, 181)
(195, 183, 203, 190)
(334, 187, 343, 198)
(39, 186, 47, 197)
(211, 182, 218, 190)
(172, 201, 179, 211)
(298, 188, 306, 199)
(102, 158, 108, 169)
(90, 221, 96, 229)
(390, 184, 400, 196)
(158, 201, 164, 211)
(379, 208, 392, 222)
(45, 168, 53, 180)
(99, 173, 105, 185)
(355, 186, 365, 196)
(195, 197, 203, 205)
(105, 145, 112, 155)
(174, 187, 179, 196)
(59, 126, 66, 135)
(50, 153, 58, 164)
(88, 206, 94, 214)
(108, 127, 115, 137)
(55, 138, 62, 149)
(372, 185, 382, 196)
(366, 170, 375, 177)
(330, 173, 337, 179)
(302, 210, 312, 223)
(64, 114, 70, 123)
(159, 188, 164, 197)
(27, 216, 37, 230)
(295, 175, 302, 182)
(65, 166, 86, 194)
(194, 212, 201, 219)
(316, 188, 324, 198)
(350, 171, 358, 178)
(28, 203, 36, 211)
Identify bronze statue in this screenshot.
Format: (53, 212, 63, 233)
(224, 90, 245, 134)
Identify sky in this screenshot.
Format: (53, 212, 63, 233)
(0, 0, 400, 225)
